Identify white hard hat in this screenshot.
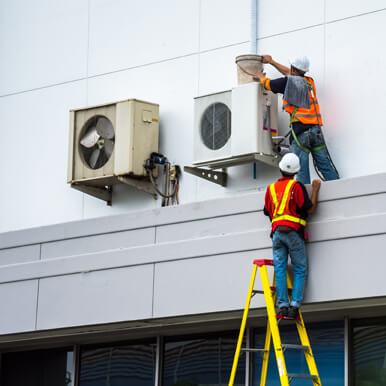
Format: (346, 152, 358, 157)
(289, 56, 310, 73)
(279, 153, 300, 174)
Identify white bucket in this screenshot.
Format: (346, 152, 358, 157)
(235, 54, 263, 85)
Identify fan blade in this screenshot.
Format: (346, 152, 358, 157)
(96, 117, 114, 139)
(89, 148, 101, 169)
(80, 126, 100, 148)
(104, 138, 114, 158)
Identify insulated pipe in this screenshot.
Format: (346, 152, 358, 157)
(251, 0, 258, 178)
(250, 0, 257, 53)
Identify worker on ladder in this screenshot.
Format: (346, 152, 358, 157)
(254, 55, 339, 185)
(264, 153, 321, 318)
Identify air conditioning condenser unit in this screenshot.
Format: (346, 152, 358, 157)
(67, 99, 159, 204)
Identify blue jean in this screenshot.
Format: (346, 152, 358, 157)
(290, 125, 339, 185)
(272, 230, 307, 309)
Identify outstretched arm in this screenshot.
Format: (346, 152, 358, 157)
(307, 179, 321, 215)
(262, 55, 291, 76)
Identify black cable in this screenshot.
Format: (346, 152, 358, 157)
(148, 170, 178, 199)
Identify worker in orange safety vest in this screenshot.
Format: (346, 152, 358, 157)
(264, 153, 321, 318)
(254, 55, 339, 185)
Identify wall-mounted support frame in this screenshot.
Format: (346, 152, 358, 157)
(184, 166, 227, 187)
(118, 176, 157, 200)
(185, 153, 280, 187)
(71, 175, 157, 205)
(71, 183, 112, 206)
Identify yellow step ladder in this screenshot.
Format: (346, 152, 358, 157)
(229, 259, 321, 385)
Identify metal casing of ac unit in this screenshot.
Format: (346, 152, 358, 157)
(67, 99, 159, 188)
(193, 82, 278, 166)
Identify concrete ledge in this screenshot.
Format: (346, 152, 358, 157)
(0, 211, 385, 284)
(0, 172, 385, 249)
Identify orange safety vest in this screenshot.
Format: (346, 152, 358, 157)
(269, 179, 306, 227)
(282, 76, 323, 126)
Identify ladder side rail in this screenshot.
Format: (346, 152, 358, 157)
(259, 311, 272, 386)
(228, 264, 258, 386)
(259, 264, 290, 386)
(259, 271, 276, 386)
(287, 272, 322, 385)
(295, 317, 322, 385)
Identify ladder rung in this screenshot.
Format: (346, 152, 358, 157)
(282, 343, 309, 351)
(253, 259, 273, 267)
(288, 373, 318, 380)
(241, 347, 267, 352)
(276, 314, 300, 321)
(252, 290, 265, 295)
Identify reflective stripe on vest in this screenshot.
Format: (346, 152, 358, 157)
(269, 180, 307, 226)
(282, 76, 323, 126)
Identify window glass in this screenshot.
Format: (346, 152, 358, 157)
(163, 333, 245, 386)
(252, 321, 344, 385)
(79, 342, 156, 386)
(353, 320, 386, 385)
(1, 348, 74, 386)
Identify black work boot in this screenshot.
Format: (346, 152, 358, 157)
(288, 306, 299, 319)
(277, 307, 289, 317)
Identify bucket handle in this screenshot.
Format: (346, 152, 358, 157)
(238, 65, 259, 77)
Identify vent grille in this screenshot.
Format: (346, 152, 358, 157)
(200, 102, 231, 150)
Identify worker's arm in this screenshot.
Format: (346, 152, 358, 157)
(253, 73, 287, 95)
(307, 179, 321, 215)
(262, 55, 291, 76)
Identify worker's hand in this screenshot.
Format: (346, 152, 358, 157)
(253, 71, 266, 82)
(262, 55, 273, 64)
(311, 179, 321, 191)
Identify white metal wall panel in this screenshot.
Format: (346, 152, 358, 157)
(37, 265, 154, 330)
(0, 0, 88, 95)
(0, 245, 40, 266)
(199, 0, 250, 51)
(0, 81, 87, 233)
(153, 251, 269, 318)
(257, 0, 324, 39)
(324, 11, 386, 179)
(198, 43, 249, 96)
(0, 280, 38, 334)
(305, 234, 386, 303)
(325, 0, 386, 22)
(88, 0, 199, 76)
(156, 212, 265, 243)
(310, 193, 386, 223)
(41, 227, 155, 259)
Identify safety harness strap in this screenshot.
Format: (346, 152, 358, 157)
(290, 106, 326, 153)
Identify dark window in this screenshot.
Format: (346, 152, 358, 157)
(252, 321, 344, 385)
(1, 348, 73, 386)
(79, 342, 156, 386)
(352, 318, 386, 385)
(163, 333, 245, 386)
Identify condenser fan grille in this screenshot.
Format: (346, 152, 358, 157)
(200, 102, 231, 150)
(79, 115, 115, 170)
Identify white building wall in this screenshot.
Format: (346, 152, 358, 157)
(0, 173, 385, 336)
(0, 0, 385, 233)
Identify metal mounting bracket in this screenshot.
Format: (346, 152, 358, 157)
(117, 176, 158, 200)
(184, 166, 227, 187)
(71, 183, 112, 206)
